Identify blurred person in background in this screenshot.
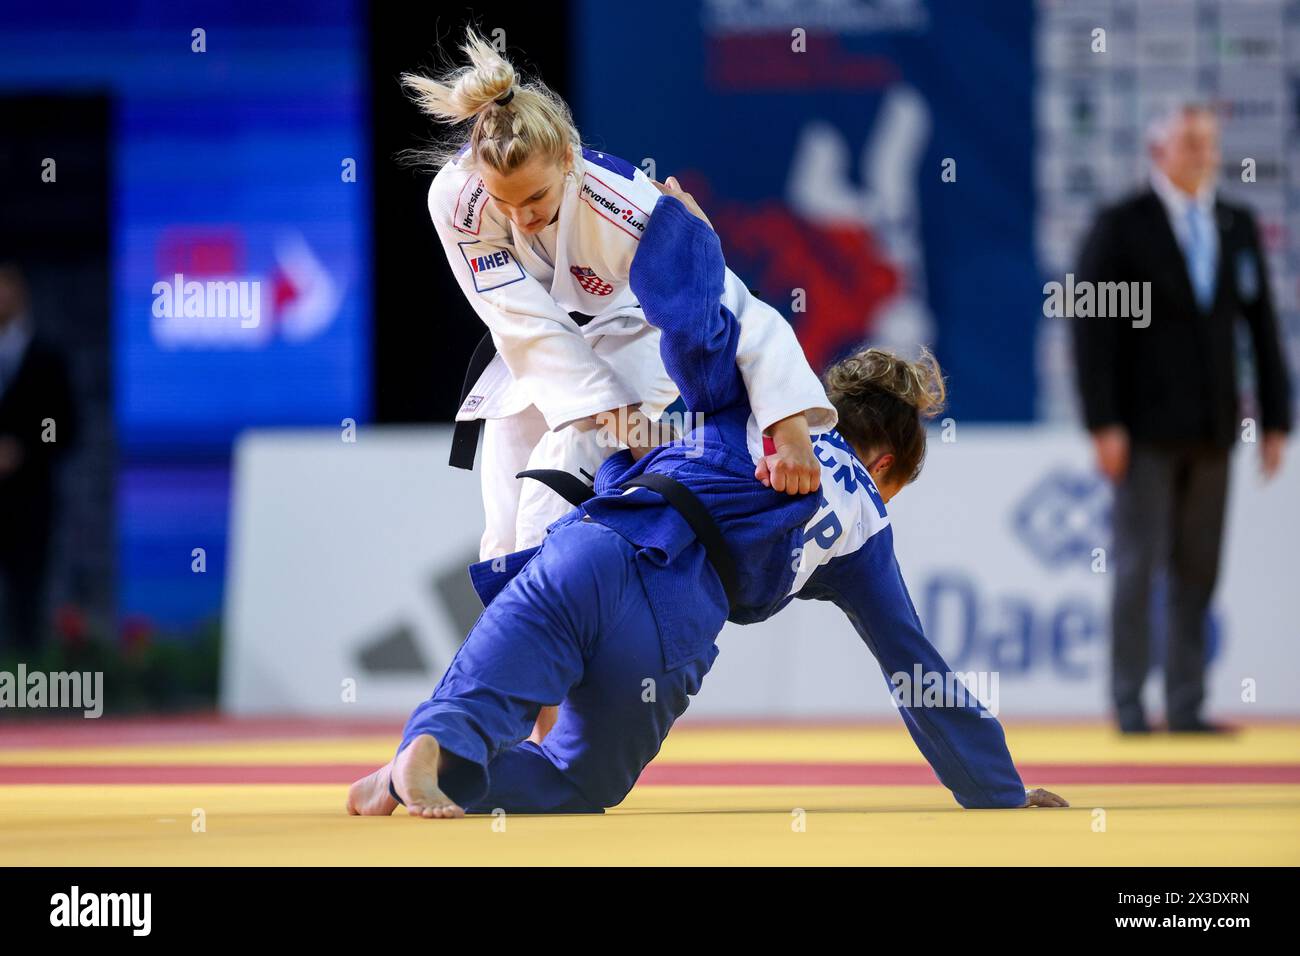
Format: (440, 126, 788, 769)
(1072, 103, 1292, 734)
(0, 262, 77, 652)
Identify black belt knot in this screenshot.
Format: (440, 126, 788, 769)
(516, 468, 740, 610)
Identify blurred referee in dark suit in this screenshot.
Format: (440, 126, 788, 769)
(1073, 103, 1292, 734)
(0, 263, 77, 652)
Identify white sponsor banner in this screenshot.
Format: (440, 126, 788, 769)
(223, 426, 1300, 719)
(222, 429, 483, 717)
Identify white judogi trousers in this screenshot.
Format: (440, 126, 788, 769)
(474, 323, 679, 559)
(477, 407, 607, 558)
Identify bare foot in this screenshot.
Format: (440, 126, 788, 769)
(393, 734, 464, 819)
(346, 762, 399, 816)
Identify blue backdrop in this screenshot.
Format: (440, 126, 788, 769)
(0, 0, 370, 630)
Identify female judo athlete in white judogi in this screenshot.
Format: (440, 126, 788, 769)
(404, 29, 834, 562)
(346, 181, 1068, 818)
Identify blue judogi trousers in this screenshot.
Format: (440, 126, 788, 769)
(397, 517, 725, 813)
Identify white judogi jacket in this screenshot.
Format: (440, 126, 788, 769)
(429, 146, 836, 434)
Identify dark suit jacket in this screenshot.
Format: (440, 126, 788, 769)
(0, 335, 77, 543)
(1072, 190, 1292, 446)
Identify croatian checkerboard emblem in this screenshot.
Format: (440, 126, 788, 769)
(570, 265, 614, 296)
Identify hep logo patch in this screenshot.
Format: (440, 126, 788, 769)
(570, 265, 614, 296)
(459, 241, 525, 292)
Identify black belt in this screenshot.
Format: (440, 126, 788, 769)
(449, 330, 498, 470)
(449, 313, 598, 471)
(517, 468, 740, 609)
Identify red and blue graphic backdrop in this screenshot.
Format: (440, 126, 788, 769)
(574, 0, 1039, 422)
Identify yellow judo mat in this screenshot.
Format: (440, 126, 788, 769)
(1, 718, 1297, 865)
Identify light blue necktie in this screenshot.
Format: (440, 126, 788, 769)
(1185, 204, 1217, 311)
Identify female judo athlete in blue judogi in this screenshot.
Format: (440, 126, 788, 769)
(346, 180, 1069, 818)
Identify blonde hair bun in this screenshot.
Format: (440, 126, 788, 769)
(401, 29, 515, 122)
(400, 27, 580, 174)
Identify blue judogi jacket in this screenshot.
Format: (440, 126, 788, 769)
(469, 196, 1027, 810)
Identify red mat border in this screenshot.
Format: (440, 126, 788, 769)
(2, 762, 1297, 785)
